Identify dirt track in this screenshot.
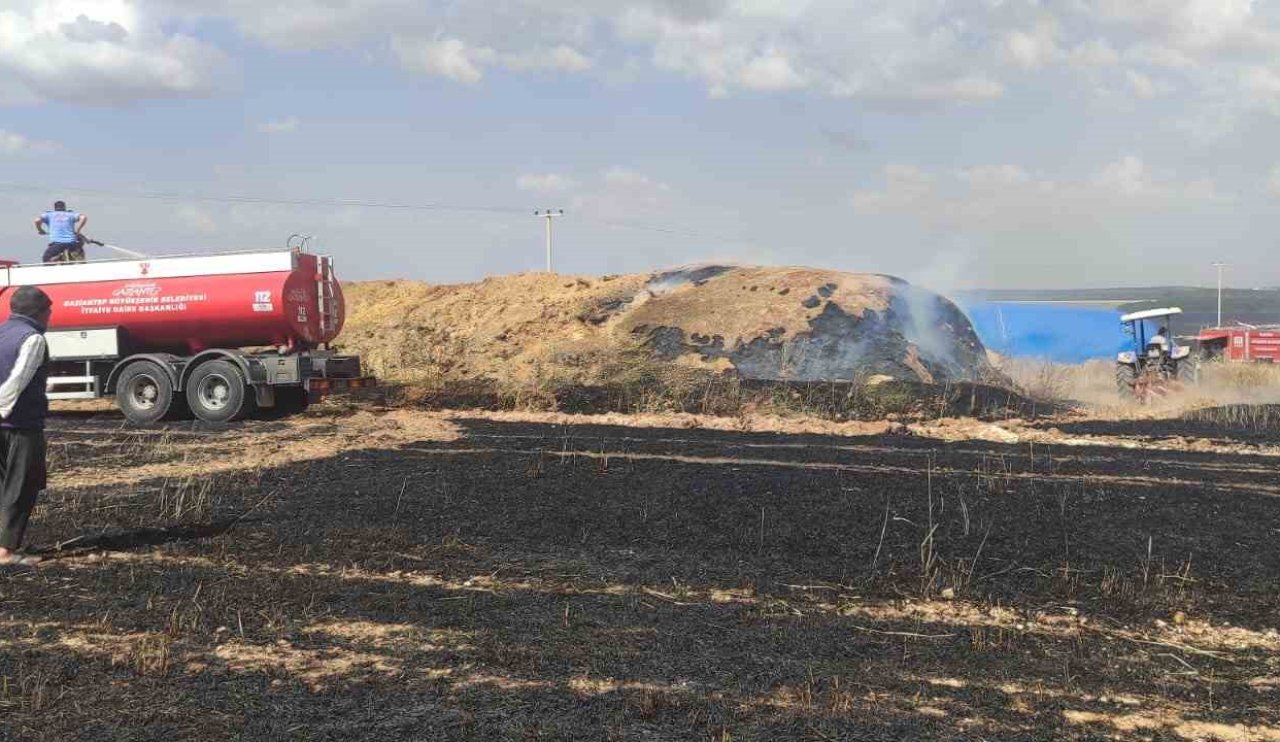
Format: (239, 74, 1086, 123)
(1, 406, 1279, 740)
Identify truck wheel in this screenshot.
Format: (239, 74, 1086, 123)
(187, 360, 253, 423)
(116, 361, 181, 424)
(1115, 364, 1137, 400)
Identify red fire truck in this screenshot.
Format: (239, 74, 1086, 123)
(0, 248, 372, 424)
(1196, 326, 1280, 363)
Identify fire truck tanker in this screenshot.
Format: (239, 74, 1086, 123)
(0, 249, 371, 424)
(1195, 326, 1280, 363)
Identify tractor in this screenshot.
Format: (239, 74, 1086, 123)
(1116, 307, 1197, 402)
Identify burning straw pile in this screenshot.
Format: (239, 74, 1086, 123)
(339, 265, 1014, 418)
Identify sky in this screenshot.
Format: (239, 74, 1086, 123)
(0, 0, 1278, 291)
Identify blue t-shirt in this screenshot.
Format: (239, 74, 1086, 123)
(42, 210, 79, 243)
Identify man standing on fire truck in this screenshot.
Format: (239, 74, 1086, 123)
(34, 200, 87, 263)
(0, 287, 52, 566)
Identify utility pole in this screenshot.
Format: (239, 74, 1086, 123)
(534, 209, 564, 272)
(1211, 261, 1227, 327)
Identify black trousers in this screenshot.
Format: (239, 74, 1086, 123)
(0, 428, 46, 551)
(43, 242, 83, 263)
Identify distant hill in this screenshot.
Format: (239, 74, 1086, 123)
(959, 287, 1280, 330)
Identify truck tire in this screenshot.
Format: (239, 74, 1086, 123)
(116, 361, 182, 425)
(1115, 363, 1137, 400)
(187, 360, 254, 423)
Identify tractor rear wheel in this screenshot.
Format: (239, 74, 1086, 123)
(1115, 363, 1138, 400)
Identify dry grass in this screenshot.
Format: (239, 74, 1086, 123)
(339, 273, 647, 388)
(339, 268, 996, 402)
(624, 266, 894, 349)
(1197, 361, 1280, 398)
(360, 345, 1050, 426)
(996, 357, 1117, 407)
(997, 355, 1280, 432)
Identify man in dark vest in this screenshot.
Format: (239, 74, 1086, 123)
(0, 286, 52, 566)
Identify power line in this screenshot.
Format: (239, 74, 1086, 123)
(0, 181, 529, 215)
(0, 180, 761, 250)
(585, 216, 743, 242)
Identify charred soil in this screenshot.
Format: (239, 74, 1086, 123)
(0, 404, 1277, 740)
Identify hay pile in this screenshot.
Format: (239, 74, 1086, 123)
(338, 266, 995, 389)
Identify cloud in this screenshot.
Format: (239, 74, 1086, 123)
(0, 129, 59, 155)
(850, 165, 936, 214)
(820, 128, 871, 152)
(60, 14, 128, 44)
(1069, 38, 1121, 67)
(175, 1, 1013, 104)
(502, 45, 594, 73)
(853, 155, 1233, 229)
(11, 0, 1280, 137)
(905, 76, 1005, 103)
(1003, 21, 1061, 69)
(618, 3, 1006, 103)
(957, 164, 1033, 189)
(257, 117, 300, 134)
(516, 173, 579, 194)
(0, 1, 230, 106)
(512, 167, 674, 218)
(1126, 70, 1158, 99)
(1240, 65, 1280, 114)
(392, 37, 490, 83)
(738, 51, 806, 91)
(602, 167, 670, 191)
(391, 36, 594, 82)
(1082, 0, 1269, 52)
(1092, 155, 1153, 195)
(1126, 43, 1198, 71)
(175, 204, 218, 234)
(571, 167, 675, 220)
(1267, 165, 1280, 198)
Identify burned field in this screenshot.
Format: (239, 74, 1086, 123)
(2, 408, 1279, 740)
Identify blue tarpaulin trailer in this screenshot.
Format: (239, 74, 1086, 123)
(960, 302, 1126, 363)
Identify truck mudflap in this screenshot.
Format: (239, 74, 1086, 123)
(304, 353, 363, 379)
(304, 375, 377, 402)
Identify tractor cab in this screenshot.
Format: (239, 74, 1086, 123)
(1116, 307, 1195, 401)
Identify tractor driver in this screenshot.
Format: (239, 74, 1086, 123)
(1149, 325, 1171, 354)
(34, 201, 87, 263)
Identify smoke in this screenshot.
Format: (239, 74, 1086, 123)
(905, 241, 978, 299)
(895, 243, 991, 379)
(1178, 364, 1280, 407)
(644, 264, 735, 295)
(998, 357, 1280, 413)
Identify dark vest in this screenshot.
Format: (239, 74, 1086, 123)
(0, 315, 49, 430)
